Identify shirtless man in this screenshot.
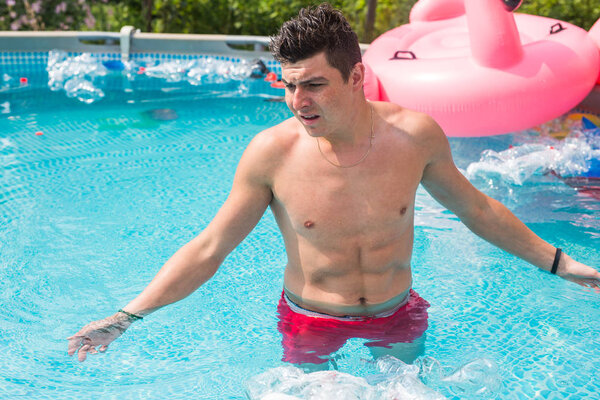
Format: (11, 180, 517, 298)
(67, 4, 600, 364)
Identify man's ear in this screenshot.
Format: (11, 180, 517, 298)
(351, 62, 365, 90)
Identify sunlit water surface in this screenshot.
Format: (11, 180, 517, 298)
(1, 87, 599, 399)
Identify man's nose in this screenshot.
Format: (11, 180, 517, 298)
(291, 87, 310, 110)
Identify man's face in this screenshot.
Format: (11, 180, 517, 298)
(281, 52, 361, 137)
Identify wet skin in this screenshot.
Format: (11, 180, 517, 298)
(68, 51, 600, 362)
(270, 53, 428, 316)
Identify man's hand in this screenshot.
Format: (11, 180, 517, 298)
(67, 313, 133, 362)
(558, 256, 600, 291)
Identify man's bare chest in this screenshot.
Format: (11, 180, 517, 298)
(271, 161, 422, 237)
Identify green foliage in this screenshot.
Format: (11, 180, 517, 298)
(519, 0, 600, 31)
(2, 0, 599, 38)
(0, 0, 98, 31)
(89, 0, 600, 41)
(87, 0, 417, 40)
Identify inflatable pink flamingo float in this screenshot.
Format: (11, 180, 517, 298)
(363, 0, 600, 136)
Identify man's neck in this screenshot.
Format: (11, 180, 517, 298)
(321, 99, 372, 149)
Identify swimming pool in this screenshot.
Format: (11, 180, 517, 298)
(1, 51, 599, 399)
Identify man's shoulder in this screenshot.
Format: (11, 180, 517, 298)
(374, 102, 448, 168)
(247, 117, 302, 157)
(376, 101, 443, 141)
(239, 117, 302, 178)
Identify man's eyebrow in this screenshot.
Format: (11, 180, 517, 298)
(280, 77, 328, 85)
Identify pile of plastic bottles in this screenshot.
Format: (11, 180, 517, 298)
(466, 114, 600, 185)
(45, 50, 269, 104)
(46, 50, 107, 104)
(245, 356, 501, 400)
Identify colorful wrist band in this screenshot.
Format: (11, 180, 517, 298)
(550, 248, 562, 275)
(118, 309, 143, 321)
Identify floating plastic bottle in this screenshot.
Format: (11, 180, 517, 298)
(47, 50, 107, 103)
(45, 51, 266, 103)
(63, 77, 105, 105)
(246, 355, 500, 400)
(466, 136, 600, 184)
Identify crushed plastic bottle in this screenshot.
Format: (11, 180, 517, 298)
(63, 77, 105, 104)
(440, 358, 501, 397)
(466, 135, 600, 185)
(142, 57, 257, 85)
(143, 59, 195, 83)
(246, 355, 500, 400)
(246, 366, 377, 400)
(47, 50, 107, 103)
(2, 73, 15, 90)
(1, 73, 28, 92)
(45, 50, 265, 102)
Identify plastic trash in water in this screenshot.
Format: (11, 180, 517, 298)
(102, 60, 125, 71)
(46, 50, 268, 102)
(47, 51, 108, 83)
(191, 57, 256, 85)
(466, 135, 600, 185)
(1, 73, 25, 92)
(246, 366, 377, 400)
(250, 59, 270, 78)
(246, 355, 500, 400)
(1, 73, 14, 90)
(1, 73, 32, 92)
(143, 59, 196, 83)
(439, 358, 501, 397)
(582, 116, 598, 131)
(47, 50, 107, 103)
(63, 77, 105, 104)
(139, 57, 254, 85)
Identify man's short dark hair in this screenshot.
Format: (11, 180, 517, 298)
(270, 3, 362, 82)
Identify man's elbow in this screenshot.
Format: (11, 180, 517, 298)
(187, 235, 228, 275)
(455, 195, 495, 228)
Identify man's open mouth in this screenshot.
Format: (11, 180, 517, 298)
(300, 114, 319, 122)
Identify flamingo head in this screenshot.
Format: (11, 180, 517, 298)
(502, 0, 523, 12)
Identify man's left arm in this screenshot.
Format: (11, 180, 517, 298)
(417, 116, 600, 290)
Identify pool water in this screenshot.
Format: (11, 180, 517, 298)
(1, 86, 599, 399)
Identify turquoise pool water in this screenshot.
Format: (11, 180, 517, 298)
(1, 74, 599, 398)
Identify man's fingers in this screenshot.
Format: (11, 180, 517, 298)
(78, 345, 92, 362)
(67, 336, 83, 356)
(99, 345, 109, 352)
(578, 278, 600, 288)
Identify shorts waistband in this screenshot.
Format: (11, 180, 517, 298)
(282, 291, 411, 322)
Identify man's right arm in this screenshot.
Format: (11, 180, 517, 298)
(67, 128, 279, 361)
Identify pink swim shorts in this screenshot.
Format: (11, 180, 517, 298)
(276, 289, 430, 365)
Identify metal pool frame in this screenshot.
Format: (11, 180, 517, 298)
(0, 26, 274, 60)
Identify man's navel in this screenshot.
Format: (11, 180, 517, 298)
(400, 207, 407, 216)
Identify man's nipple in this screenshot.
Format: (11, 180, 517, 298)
(304, 220, 315, 229)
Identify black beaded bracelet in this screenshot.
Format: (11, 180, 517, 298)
(550, 248, 562, 275)
(118, 309, 143, 321)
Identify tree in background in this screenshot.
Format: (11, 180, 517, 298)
(365, 0, 377, 41)
(519, 0, 599, 31)
(137, 0, 418, 41)
(1, 0, 599, 39)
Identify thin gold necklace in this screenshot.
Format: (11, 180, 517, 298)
(316, 102, 374, 168)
